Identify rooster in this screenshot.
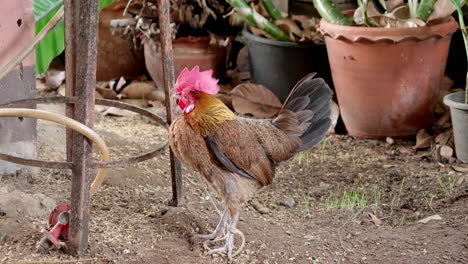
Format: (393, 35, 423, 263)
(169, 66, 332, 260)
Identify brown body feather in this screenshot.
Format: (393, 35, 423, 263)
(170, 93, 302, 212)
(169, 74, 332, 215)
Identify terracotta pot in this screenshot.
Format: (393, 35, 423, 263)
(96, 1, 146, 81)
(144, 36, 227, 89)
(319, 16, 459, 139)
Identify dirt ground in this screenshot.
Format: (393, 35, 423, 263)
(0, 103, 467, 264)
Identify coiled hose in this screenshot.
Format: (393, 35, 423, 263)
(0, 108, 109, 196)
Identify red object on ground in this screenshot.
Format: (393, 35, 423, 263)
(37, 203, 70, 254)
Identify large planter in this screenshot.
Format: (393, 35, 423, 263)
(144, 36, 227, 89)
(319, 16, 459, 138)
(97, 1, 146, 81)
(243, 29, 332, 102)
(444, 92, 468, 163)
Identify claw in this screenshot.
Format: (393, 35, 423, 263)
(193, 209, 227, 241)
(203, 213, 245, 261)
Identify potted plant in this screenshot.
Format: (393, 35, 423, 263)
(227, 0, 332, 101)
(313, 0, 459, 139)
(112, 0, 239, 88)
(444, 0, 468, 163)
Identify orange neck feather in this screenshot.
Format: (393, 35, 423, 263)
(185, 92, 235, 136)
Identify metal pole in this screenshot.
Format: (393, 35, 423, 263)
(157, 0, 183, 206)
(64, 0, 100, 255)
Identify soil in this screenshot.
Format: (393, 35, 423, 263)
(0, 104, 467, 264)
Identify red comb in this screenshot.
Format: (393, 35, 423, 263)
(174, 66, 219, 95)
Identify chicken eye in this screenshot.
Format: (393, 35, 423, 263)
(184, 95, 189, 99)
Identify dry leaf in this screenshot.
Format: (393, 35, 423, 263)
(231, 83, 282, 118)
(254, 1, 270, 18)
(399, 146, 414, 154)
(96, 87, 118, 99)
(452, 165, 468, 172)
(118, 81, 157, 100)
(436, 112, 451, 127)
(354, 3, 380, 25)
(236, 46, 249, 73)
(291, 15, 324, 43)
(367, 213, 383, 226)
(275, 18, 302, 39)
(369, 16, 426, 28)
(413, 129, 432, 149)
(439, 145, 454, 159)
(428, 0, 465, 22)
(418, 214, 442, 223)
(57, 84, 65, 96)
(386, 0, 405, 10)
(441, 76, 455, 91)
(389, 5, 410, 19)
(249, 26, 275, 40)
(250, 199, 269, 214)
(435, 129, 452, 145)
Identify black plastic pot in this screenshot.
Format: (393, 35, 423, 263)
(444, 91, 468, 163)
(242, 29, 332, 102)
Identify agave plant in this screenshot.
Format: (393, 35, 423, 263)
(313, 0, 464, 28)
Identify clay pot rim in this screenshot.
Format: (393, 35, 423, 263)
(444, 91, 468, 110)
(242, 29, 324, 48)
(319, 15, 459, 43)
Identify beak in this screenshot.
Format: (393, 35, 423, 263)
(172, 93, 179, 104)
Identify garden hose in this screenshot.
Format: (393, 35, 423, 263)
(0, 108, 109, 196)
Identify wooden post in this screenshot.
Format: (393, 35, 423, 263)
(157, 0, 184, 206)
(64, 0, 100, 255)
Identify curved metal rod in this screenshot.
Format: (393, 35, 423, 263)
(96, 98, 168, 128)
(0, 96, 75, 108)
(0, 153, 73, 169)
(0, 108, 109, 195)
(0, 96, 169, 169)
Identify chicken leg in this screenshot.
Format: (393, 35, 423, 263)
(194, 208, 228, 241)
(205, 212, 245, 260)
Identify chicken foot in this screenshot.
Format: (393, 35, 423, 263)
(204, 213, 245, 260)
(194, 209, 228, 241)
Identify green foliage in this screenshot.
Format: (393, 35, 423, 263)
(34, 0, 115, 75)
(312, 0, 353, 25)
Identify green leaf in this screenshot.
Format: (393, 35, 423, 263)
(34, 0, 115, 75)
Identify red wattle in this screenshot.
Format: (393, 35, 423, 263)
(178, 100, 186, 111)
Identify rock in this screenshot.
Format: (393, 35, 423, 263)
(279, 197, 296, 208)
(0, 186, 57, 218)
(386, 137, 395, 145)
(418, 214, 442, 224)
(319, 182, 331, 190)
(0, 208, 5, 217)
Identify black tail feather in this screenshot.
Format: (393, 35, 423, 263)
(274, 73, 333, 152)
